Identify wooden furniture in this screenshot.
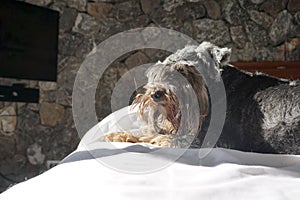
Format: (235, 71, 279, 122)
(231, 62, 300, 80)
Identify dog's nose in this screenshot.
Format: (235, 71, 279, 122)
(151, 91, 164, 102)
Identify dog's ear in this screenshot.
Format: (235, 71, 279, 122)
(210, 46, 231, 66)
(200, 42, 231, 67)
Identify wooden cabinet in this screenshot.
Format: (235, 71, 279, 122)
(231, 62, 300, 80)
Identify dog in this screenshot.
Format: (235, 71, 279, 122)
(104, 42, 300, 154)
(104, 61, 209, 148)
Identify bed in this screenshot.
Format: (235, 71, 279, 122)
(1, 106, 300, 200)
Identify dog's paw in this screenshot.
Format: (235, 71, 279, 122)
(139, 134, 174, 147)
(103, 132, 139, 143)
(151, 135, 174, 147)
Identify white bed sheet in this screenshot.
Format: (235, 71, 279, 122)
(1, 106, 300, 200)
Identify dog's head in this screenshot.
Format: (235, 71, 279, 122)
(133, 62, 208, 136)
(133, 42, 231, 138)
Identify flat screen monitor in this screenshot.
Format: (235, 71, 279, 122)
(0, 1, 59, 81)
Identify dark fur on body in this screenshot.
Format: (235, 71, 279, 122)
(207, 66, 300, 154)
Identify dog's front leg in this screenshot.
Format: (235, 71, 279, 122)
(103, 132, 139, 143)
(139, 133, 174, 147)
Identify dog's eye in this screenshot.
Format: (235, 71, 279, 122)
(151, 91, 165, 101)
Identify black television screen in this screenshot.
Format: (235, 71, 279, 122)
(0, 1, 59, 81)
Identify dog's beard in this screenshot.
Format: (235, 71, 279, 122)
(132, 85, 203, 137)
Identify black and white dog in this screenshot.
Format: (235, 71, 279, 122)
(110, 42, 299, 154)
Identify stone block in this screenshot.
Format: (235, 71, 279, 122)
(222, 0, 247, 25)
(230, 26, 247, 49)
(0, 135, 15, 160)
(49, 1, 67, 13)
(176, 3, 206, 21)
(285, 38, 300, 61)
(287, 0, 300, 13)
(245, 21, 269, 47)
(40, 102, 65, 127)
(269, 10, 293, 45)
(254, 47, 273, 61)
(260, 0, 288, 17)
(65, 0, 87, 12)
(235, 42, 256, 61)
(59, 7, 77, 32)
(109, 0, 142, 21)
(204, 0, 221, 19)
(39, 82, 57, 91)
(125, 52, 149, 69)
(163, 0, 184, 12)
(27, 103, 40, 112)
(58, 32, 84, 56)
(0, 154, 27, 175)
(193, 19, 231, 46)
(87, 2, 113, 18)
(248, 10, 273, 28)
(73, 13, 100, 35)
(40, 90, 57, 103)
(17, 106, 40, 131)
(127, 15, 150, 29)
(56, 88, 72, 106)
(0, 106, 17, 135)
(140, 0, 161, 14)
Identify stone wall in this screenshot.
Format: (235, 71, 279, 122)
(0, 0, 300, 192)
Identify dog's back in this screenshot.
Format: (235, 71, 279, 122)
(212, 65, 300, 154)
(253, 80, 300, 154)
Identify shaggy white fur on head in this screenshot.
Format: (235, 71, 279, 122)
(198, 42, 231, 66)
(162, 42, 231, 82)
